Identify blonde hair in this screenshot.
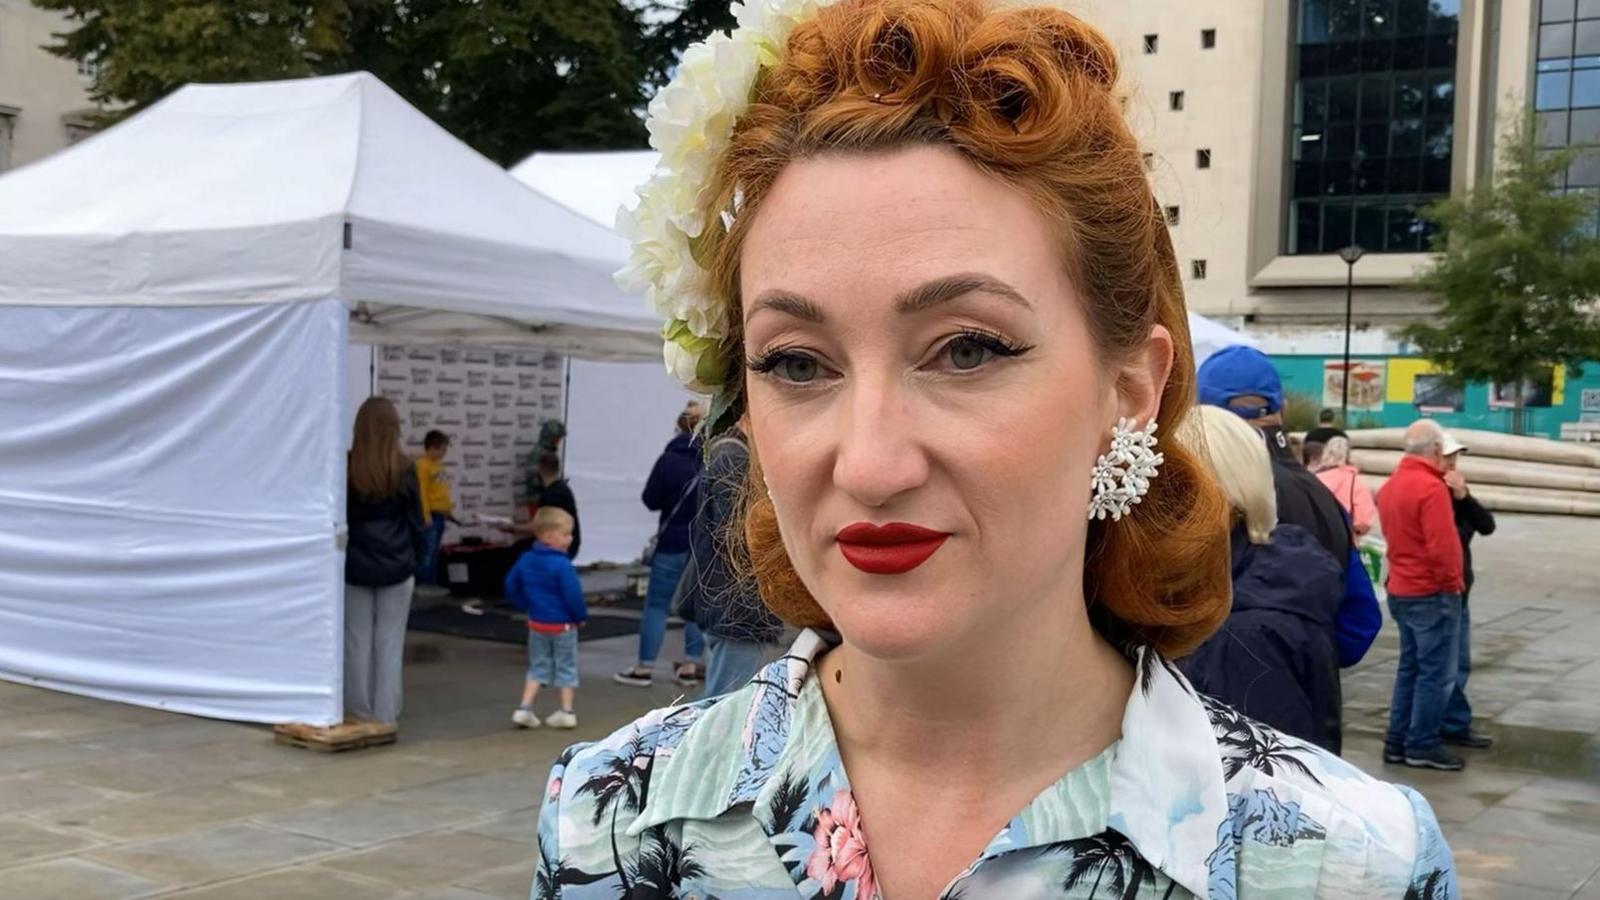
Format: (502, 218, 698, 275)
(1183, 405, 1277, 545)
(532, 506, 574, 540)
(704, 0, 1232, 656)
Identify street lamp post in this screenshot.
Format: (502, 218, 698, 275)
(1337, 244, 1365, 424)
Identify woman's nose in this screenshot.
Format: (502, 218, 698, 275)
(830, 378, 930, 509)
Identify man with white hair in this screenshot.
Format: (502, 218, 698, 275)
(1375, 419, 1467, 771)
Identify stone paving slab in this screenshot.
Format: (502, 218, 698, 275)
(150, 865, 397, 900)
(58, 741, 302, 796)
(0, 770, 127, 818)
(37, 782, 307, 843)
(256, 796, 483, 849)
(317, 831, 530, 890)
(0, 816, 100, 868)
(82, 822, 343, 889)
(0, 857, 164, 900)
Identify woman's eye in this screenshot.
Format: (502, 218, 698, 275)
(945, 338, 991, 371)
(773, 353, 820, 383)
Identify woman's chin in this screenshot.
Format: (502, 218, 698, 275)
(822, 590, 969, 662)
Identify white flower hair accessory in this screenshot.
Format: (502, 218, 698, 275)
(615, 0, 840, 423)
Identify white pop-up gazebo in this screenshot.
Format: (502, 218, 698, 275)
(0, 74, 660, 725)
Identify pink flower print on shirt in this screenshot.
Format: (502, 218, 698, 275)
(805, 789, 877, 899)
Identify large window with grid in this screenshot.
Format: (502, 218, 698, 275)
(1536, 0, 1600, 207)
(1286, 0, 1459, 255)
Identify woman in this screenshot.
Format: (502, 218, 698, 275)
(1314, 436, 1378, 536)
(541, 0, 1457, 896)
(345, 397, 426, 726)
(1178, 405, 1347, 753)
(615, 403, 707, 688)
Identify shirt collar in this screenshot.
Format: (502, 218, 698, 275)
(630, 629, 1228, 898)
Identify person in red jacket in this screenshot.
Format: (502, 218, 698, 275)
(1376, 419, 1467, 771)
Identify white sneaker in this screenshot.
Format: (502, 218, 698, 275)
(512, 708, 541, 729)
(545, 710, 578, 729)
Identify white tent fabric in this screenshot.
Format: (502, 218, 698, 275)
(564, 360, 697, 566)
(0, 300, 347, 723)
(0, 76, 665, 725)
(0, 74, 660, 360)
(512, 150, 1258, 366)
(1188, 312, 1259, 368)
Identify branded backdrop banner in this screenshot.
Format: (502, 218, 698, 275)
(374, 346, 566, 526)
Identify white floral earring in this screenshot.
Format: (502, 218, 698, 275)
(1087, 417, 1164, 522)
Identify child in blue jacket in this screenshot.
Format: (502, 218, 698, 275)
(505, 507, 587, 729)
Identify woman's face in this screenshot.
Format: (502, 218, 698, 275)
(740, 146, 1171, 661)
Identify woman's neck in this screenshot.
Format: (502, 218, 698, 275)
(817, 596, 1134, 789)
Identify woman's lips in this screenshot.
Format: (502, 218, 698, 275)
(835, 522, 950, 575)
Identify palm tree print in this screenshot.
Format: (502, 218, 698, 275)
(576, 727, 654, 894)
(765, 770, 810, 835)
(1061, 833, 1132, 897)
(1202, 696, 1323, 786)
(628, 824, 706, 897)
(1136, 647, 1194, 698)
(1405, 869, 1452, 900)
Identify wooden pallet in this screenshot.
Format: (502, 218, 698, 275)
(273, 720, 397, 753)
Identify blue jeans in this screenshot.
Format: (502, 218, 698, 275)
(703, 634, 770, 697)
(417, 513, 447, 585)
(639, 551, 703, 667)
(1442, 592, 1474, 735)
(1385, 592, 1462, 755)
(527, 627, 579, 688)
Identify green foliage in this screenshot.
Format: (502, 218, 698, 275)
(34, 0, 737, 163)
(1282, 390, 1323, 433)
(1407, 110, 1600, 402)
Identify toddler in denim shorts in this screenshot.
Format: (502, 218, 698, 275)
(503, 507, 587, 729)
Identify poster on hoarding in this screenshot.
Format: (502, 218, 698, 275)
(1489, 368, 1556, 409)
(1323, 360, 1385, 412)
(1412, 374, 1463, 413)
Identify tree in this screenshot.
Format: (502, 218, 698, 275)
(1408, 111, 1600, 433)
(642, 0, 736, 83)
(34, 0, 654, 163)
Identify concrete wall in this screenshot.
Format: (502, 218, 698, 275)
(0, 0, 94, 171)
(1079, 0, 1264, 320)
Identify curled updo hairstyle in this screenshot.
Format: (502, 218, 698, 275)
(700, 0, 1231, 656)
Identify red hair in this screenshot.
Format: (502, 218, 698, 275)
(702, 0, 1230, 656)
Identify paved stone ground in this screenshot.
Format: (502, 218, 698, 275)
(0, 513, 1595, 899)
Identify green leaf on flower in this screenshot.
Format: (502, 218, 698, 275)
(662, 319, 691, 341)
(706, 378, 745, 446)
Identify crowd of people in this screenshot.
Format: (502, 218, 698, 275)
(1185, 345, 1495, 772)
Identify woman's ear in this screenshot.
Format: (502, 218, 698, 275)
(1117, 324, 1174, 427)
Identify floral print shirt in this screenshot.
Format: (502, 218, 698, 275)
(534, 630, 1457, 899)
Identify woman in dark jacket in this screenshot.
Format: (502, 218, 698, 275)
(345, 397, 426, 726)
(615, 403, 705, 688)
(1179, 406, 1347, 752)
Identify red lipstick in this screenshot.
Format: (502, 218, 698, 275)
(835, 522, 950, 575)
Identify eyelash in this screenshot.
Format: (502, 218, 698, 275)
(945, 328, 1035, 363)
(744, 329, 1035, 378)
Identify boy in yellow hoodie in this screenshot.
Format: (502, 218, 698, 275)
(415, 431, 455, 590)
